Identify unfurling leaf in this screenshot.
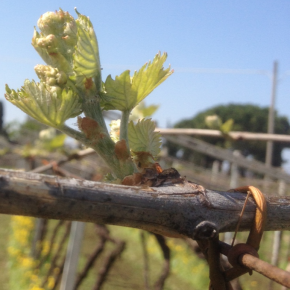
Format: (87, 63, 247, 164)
(102, 52, 172, 111)
(130, 102, 159, 121)
(73, 9, 101, 89)
(128, 119, 161, 157)
(49, 134, 67, 149)
(221, 118, 234, 134)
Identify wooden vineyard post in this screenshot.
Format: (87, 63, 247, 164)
(60, 221, 85, 290)
(224, 151, 240, 246)
(268, 179, 286, 289)
(229, 151, 240, 189)
(211, 160, 219, 185)
(271, 179, 286, 265)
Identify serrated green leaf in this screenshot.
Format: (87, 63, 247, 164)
(102, 70, 132, 110)
(140, 104, 159, 118)
(73, 9, 101, 88)
(5, 80, 82, 128)
(102, 52, 172, 111)
(128, 119, 161, 157)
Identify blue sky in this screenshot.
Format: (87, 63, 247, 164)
(1, 0, 290, 130)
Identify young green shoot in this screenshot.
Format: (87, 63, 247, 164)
(5, 8, 173, 181)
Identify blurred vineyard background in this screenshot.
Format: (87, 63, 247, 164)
(1, 101, 290, 290)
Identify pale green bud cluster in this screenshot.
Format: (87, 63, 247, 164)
(34, 65, 67, 86)
(32, 9, 77, 74)
(39, 128, 57, 141)
(37, 9, 76, 38)
(205, 115, 222, 130)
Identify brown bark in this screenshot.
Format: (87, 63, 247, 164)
(0, 168, 289, 239)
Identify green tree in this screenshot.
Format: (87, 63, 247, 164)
(168, 104, 290, 168)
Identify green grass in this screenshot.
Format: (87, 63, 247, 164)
(0, 214, 11, 290)
(1, 214, 289, 290)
